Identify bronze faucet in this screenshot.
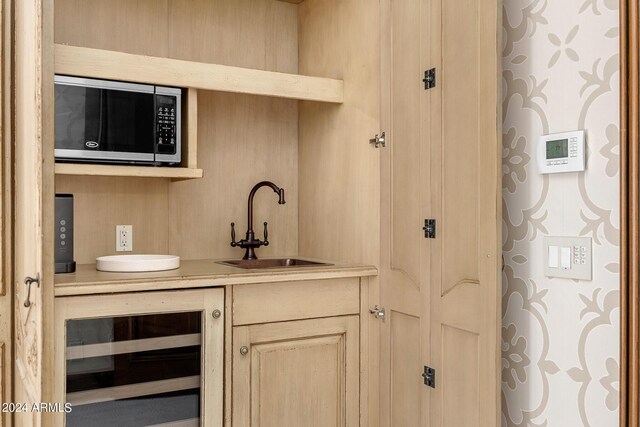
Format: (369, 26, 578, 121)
(230, 181, 286, 260)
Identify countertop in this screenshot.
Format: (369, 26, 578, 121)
(54, 258, 378, 297)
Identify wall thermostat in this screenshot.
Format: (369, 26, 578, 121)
(537, 130, 585, 174)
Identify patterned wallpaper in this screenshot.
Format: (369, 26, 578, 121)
(502, 0, 620, 426)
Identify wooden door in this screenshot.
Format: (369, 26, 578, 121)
(232, 316, 359, 427)
(379, 0, 430, 425)
(13, 0, 55, 425)
(428, 0, 501, 425)
(380, 0, 501, 425)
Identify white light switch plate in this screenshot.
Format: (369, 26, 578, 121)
(543, 236, 592, 280)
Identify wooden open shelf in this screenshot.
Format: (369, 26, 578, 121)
(54, 44, 344, 103)
(55, 163, 204, 180)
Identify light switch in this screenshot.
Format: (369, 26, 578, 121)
(543, 236, 592, 280)
(560, 247, 571, 269)
(548, 246, 559, 268)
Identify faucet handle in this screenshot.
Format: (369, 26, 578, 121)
(230, 222, 238, 247)
(263, 222, 269, 246)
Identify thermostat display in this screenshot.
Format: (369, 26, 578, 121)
(537, 130, 585, 174)
(546, 139, 568, 159)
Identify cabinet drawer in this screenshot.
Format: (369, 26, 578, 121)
(233, 278, 360, 325)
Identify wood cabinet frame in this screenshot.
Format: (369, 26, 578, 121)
(621, 0, 637, 424)
(0, 0, 11, 424)
(53, 288, 225, 427)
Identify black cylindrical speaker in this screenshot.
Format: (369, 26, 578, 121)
(55, 194, 76, 274)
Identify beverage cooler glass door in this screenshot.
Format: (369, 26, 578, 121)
(54, 289, 224, 427)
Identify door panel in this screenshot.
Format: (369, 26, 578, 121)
(429, 0, 501, 424)
(232, 316, 359, 427)
(440, 0, 480, 294)
(380, 0, 429, 425)
(255, 336, 342, 427)
(14, 0, 55, 425)
(441, 325, 480, 427)
(390, 312, 421, 427)
(390, 0, 421, 285)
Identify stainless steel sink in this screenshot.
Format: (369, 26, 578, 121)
(217, 258, 332, 269)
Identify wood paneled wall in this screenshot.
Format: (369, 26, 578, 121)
(55, 177, 170, 263)
(54, 0, 299, 263)
(169, 91, 298, 260)
(295, 4, 381, 426)
(297, 0, 380, 265)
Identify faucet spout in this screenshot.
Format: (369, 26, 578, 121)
(230, 181, 286, 260)
(247, 181, 286, 232)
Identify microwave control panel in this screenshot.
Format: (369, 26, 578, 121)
(155, 94, 178, 155)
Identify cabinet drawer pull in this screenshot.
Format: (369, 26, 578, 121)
(212, 309, 222, 319)
(239, 346, 249, 356)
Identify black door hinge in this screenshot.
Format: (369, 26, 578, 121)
(423, 219, 436, 239)
(423, 68, 436, 90)
(423, 366, 436, 388)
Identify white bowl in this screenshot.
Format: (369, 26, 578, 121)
(96, 254, 180, 272)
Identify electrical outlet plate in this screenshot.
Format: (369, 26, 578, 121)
(543, 236, 592, 280)
(116, 225, 132, 252)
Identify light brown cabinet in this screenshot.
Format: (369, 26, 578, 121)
(10, 0, 501, 424)
(232, 316, 360, 427)
(48, 275, 373, 427)
(231, 278, 367, 427)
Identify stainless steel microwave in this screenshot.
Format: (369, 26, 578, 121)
(54, 75, 182, 165)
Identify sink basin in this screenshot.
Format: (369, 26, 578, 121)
(217, 258, 332, 269)
(96, 255, 180, 272)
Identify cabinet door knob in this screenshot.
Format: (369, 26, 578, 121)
(369, 305, 386, 320)
(239, 346, 249, 356)
(212, 309, 222, 319)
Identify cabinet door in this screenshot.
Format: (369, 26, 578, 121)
(13, 0, 55, 425)
(233, 316, 359, 427)
(427, 0, 501, 425)
(380, 0, 501, 425)
(54, 289, 224, 427)
(379, 0, 430, 424)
